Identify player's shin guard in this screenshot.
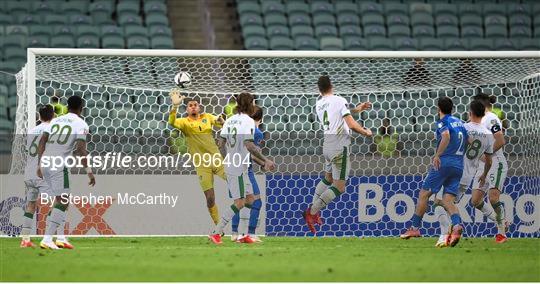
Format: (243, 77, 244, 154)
(44, 205, 67, 243)
(310, 186, 341, 215)
(492, 201, 507, 234)
(21, 212, 34, 241)
(311, 178, 331, 207)
(214, 205, 238, 235)
(474, 201, 497, 222)
(238, 206, 250, 236)
(435, 206, 450, 235)
(248, 199, 262, 235)
(231, 213, 239, 233)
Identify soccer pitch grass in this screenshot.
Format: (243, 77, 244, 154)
(1, 237, 539, 282)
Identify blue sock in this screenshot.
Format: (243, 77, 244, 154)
(411, 214, 422, 228)
(248, 199, 262, 235)
(450, 213, 462, 226)
(231, 212, 239, 233)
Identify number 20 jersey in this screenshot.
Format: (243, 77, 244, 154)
(42, 113, 89, 170)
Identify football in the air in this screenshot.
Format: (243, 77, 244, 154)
(174, 72, 191, 88)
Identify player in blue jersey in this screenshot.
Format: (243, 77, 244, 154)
(401, 97, 468, 247)
(231, 105, 264, 242)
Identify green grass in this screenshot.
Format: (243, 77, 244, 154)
(1, 237, 539, 282)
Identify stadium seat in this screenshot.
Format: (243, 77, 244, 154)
(261, 1, 285, 15)
(31, 1, 54, 14)
(460, 15, 482, 27)
(339, 25, 362, 37)
(286, 2, 309, 15)
(288, 13, 311, 26)
(50, 35, 75, 48)
(363, 25, 386, 37)
(368, 37, 393, 51)
(0, 14, 13, 25)
(467, 38, 493, 50)
(412, 25, 435, 38)
(101, 25, 124, 37)
(443, 38, 467, 50)
(264, 14, 287, 27)
(410, 3, 433, 15)
(6, 1, 29, 14)
(45, 14, 67, 25)
(146, 14, 169, 28)
(411, 14, 434, 27)
(269, 37, 294, 50)
(387, 15, 410, 27)
(4, 47, 26, 61)
(507, 3, 531, 16)
(458, 4, 481, 17)
(493, 38, 516, 50)
(291, 25, 314, 38)
(360, 2, 383, 16)
(89, 1, 114, 15)
(509, 15, 531, 28)
(419, 38, 444, 50)
(117, 2, 141, 16)
(144, 1, 168, 15)
(6, 25, 28, 36)
(337, 13, 360, 26)
(77, 25, 100, 38)
(149, 26, 173, 37)
(18, 14, 42, 25)
(244, 36, 268, 50)
(127, 37, 150, 49)
(294, 36, 319, 50)
(54, 26, 76, 37)
(485, 26, 507, 38)
(461, 26, 483, 38)
(70, 14, 93, 25)
(516, 38, 540, 50)
(483, 4, 506, 17)
(394, 37, 418, 51)
(437, 26, 459, 38)
(151, 36, 174, 49)
(266, 25, 289, 38)
(237, 2, 260, 14)
(484, 15, 507, 27)
(30, 26, 53, 37)
(312, 14, 335, 27)
(3, 35, 26, 48)
(509, 26, 532, 38)
(343, 36, 367, 50)
(242, 25, 265, 38)
(436, 15, 458, 27)
(315, 25, 338, 38)
(433, 4, 458, 17)
(362, 14, 385, 26)
(102, 36, 125, 49)
(119, 14, 143, 26)
(388, 26, 410, 38)
(310, 1, 334, 16)
(62, 0, 89, 14)
(27, 35, 49, 47)
(125, 26, 148, 38)
(240, 13, 263, 26)
(335, 2, 358, 15)
(77, 36, 100, 48)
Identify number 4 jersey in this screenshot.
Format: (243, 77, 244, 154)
(460, 122, 494, 187)
(42, 113, 89, 170)
(315, 95, 351, 152)
(220, 113, 255, 176)
(24, 122, 50, 181)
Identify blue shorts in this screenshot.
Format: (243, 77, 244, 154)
(248, 170, 260, 196)
(422, 166, 463, 196)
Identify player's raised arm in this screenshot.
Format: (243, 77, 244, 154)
(350, 102, 372, 114)
(168, 88, 185, 126)
(344, 115, 372, 137)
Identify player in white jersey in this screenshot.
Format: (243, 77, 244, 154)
(37, 95, 96, 249)
(208, 92, 275, 245)
(434, 100, 494, 247)
(472, 94, 509, 243)
(303, 76, 373, 234)
(20, 105, 54, 248)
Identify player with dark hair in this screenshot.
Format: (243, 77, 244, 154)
(20, 105, 55, 248)
(209, 92, 275, 244)
(472, 93, 509, 243)
(303, 75, 372, 234)
(401, 97, 468, 247)
(37, 95, 95, 249)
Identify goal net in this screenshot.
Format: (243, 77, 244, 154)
(8, 49, 540, 237)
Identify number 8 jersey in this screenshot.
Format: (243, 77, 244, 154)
(460, 122, 494, 186)
(43, 113, 89, 169)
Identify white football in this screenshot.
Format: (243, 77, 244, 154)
(174, 72, 191, 88)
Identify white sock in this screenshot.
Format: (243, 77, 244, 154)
(312, 178, 331, 207)
(476, 201, 497, 222)
(44, 208, 66, 241)
(56, 217, 66, 242)
(238, 206, 250, 236)
(310, 186, 341, 215)
(21, 212, 34, 241)
(214, 205, 239, 235)
(435, 205, 450, 236)
(492, 202, 507, 234)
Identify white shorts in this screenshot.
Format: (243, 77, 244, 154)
(472, 158, 508, 193)
(323, 146, 350, 181)
(42, 167, 71, 196)
(227, 172, 253, 200)
(24, 179, 49, 202)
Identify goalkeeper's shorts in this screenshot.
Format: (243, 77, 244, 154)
(196, 164, 226, 191)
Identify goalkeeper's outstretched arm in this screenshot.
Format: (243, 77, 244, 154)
(168, 89, 185, 127)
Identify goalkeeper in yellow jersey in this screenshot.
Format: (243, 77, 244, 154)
(168, 89, 226, 225)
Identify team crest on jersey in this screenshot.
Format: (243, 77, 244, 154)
(202, 119, 207, 124)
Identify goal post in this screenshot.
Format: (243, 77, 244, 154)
(7, 49, 540, 237)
